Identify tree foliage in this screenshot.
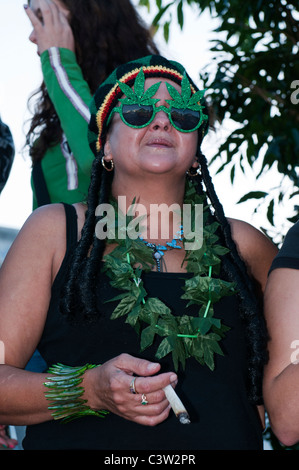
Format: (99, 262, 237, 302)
(138, 0, 299, 239)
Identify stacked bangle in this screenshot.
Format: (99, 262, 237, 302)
(44, 363, 109, 422)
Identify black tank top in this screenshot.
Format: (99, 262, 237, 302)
(23, 204, 263, 450)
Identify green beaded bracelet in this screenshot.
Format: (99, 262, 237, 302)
(44, 363, 109, 422)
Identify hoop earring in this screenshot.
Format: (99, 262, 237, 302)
(101, 157, 114, 172)
(186, 164, 201, 177)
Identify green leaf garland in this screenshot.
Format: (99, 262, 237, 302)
(102, 181, 237, 371)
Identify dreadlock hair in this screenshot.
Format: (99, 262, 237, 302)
(60, 145, 112, 320)
(196, 149, 268, 404)
(25, 0, 159, 164)
(60, 55, 268, 406)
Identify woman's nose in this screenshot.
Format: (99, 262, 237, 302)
(150, 108, 171, 131)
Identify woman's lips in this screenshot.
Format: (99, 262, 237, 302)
(146, 138, 173, 148)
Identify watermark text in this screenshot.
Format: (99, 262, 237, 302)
(95, 198, 203, 251)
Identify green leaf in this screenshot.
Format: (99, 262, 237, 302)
(126, 304, 142, 327)
(191, 317, 215, 335)
(117, 80, 136, 100)
(133, 69, 146, 98)
(110, 295, 137, 320)
(237, 191, 268, 204)
(143, 297, 171, 317)
(155, 336, 174, 359)
(152, 2, 173, 27)
(142, 82, 161, 101)
(188, 90, 206, 106)
(203, 344, 215, 371)
(267, 199, 275, 226)
(140, 325, 156, 350)
(177, 0, 184, 29)
(165, 83, 184, 107)
(181, 72, 192, 103)
(163, 21, 170, 42)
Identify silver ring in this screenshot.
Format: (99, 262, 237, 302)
(141, 394, 148, 405)
(129, 377, 137, 394)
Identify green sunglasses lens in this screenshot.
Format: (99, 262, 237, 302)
(122, 104, 153, 127)
(121, 104, 201, 132)
(170, 107, 201, 131)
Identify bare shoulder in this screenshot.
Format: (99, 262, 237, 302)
(15, 202, 86, 245)
(12, 204, 68, 253)
(227, 218, 278, 292)
(0, 204, 73, 366)
(2, 203, 72, 282)
(8, 203, 66, 245)
(228, 217, 272, 251)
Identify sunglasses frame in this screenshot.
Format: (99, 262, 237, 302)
(107, 102, 204, 133)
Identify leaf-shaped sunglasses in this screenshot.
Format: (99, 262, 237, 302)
(107, 69, 208, 133)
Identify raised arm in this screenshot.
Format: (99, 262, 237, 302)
(25, 0, 94, 175)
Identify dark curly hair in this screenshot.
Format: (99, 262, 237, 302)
(60, 55, 268, 405)
(25, 0, 159, 163)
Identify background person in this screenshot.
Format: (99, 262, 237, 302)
(24, 0, 159, 209)
(263, 221, 299, 447)
(0, 116, 17, 450)
(0, 117, 14, 195)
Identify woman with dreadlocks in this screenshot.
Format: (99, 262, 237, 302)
(24, 0, 158, 209)
(0, 55, 277, 450)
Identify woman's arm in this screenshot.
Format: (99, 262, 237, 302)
(228, 218, 278, 426)
(0, 204, 67, 424)
(41, 47, 94, 175)
(263, 268, 299, 446)
(25, 1, 94, 175)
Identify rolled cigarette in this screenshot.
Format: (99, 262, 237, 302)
(163, 384, 191, 424)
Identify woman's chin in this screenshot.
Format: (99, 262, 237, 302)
(139, 154, 179, 174)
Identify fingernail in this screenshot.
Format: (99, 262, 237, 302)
(170, 374, 177, 383)
(146, 362, 159, 372)
(23, 4, 28, 9)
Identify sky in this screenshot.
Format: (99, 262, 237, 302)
(0, 0, 290, 241)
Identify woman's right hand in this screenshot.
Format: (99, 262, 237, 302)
(25, 0, 75, 55)
(84, 353, 178, 426)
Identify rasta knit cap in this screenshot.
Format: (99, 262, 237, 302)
(88, 54, 209, 157)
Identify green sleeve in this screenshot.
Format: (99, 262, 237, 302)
(41, 47, 94, 176)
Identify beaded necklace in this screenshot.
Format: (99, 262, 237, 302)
(139, 226, 184, 272)
(102, 181, 237, 371)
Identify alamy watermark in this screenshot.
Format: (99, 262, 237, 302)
(290, 340, 299, 364)
(0, 340, 4, 365)
(291, 80, 299, 105)
(95, 197, 203, 251)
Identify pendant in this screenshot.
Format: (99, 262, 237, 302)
(139, 227, 183, 272)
